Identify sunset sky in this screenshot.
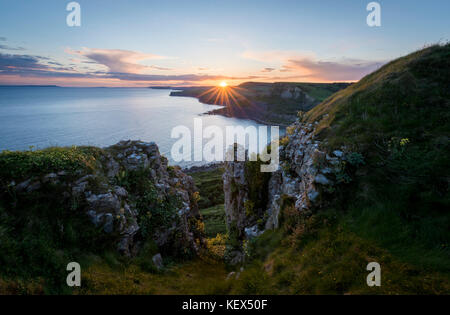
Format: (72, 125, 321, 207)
(0, 0, 449, 87)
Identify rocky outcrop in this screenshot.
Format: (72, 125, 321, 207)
(223, 156, 249, 239)
(6, 140, 203, 257)
(265, 122, 326, 229)
(223, 121, 347, 246)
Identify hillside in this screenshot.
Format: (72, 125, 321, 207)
(218, 44, 450, 294)
(170, 82, 350, 125)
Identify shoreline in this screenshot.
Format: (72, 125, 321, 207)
(170, 91, 294, 127)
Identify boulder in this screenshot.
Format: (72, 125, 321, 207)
(152, 253, 164, 269)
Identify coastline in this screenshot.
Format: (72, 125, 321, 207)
(167, 82, 351, 127)
(170, 88, 295, 127)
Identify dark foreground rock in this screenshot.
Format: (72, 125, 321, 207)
(1, 140, 204, 257)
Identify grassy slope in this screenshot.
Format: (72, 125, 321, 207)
(255, 82, 351, 115)
(305, 44, 450, 271)
(217, 44, 450, 294)
(189, 167, 224, 209)
(200, 204, 227, 238)
(189, 167, 227, 238)
(74, 259, 229, 295)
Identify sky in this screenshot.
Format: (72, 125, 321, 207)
(0, 0, 449, 87)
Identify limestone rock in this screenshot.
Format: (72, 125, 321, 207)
(224, 122, 340, 249)
(152, 253, 164, 269)
(5, 140, 203, 258)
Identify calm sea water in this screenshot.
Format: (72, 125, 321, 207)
(0, 87, 281, 167)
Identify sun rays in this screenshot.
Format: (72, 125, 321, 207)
(197, 83, 251, 111)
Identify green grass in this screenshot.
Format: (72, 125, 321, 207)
(343, 198, 450, 273)
(305, 44, 450, 144)
(0, 146, 103, 182)
(0, 147, 112, 294)
(190, 167, 228, 238)
(200, 204, 226, 238)
(0, 191, 108, 294)
(299, 43, 450, 272)
(74, 259, 229, 295)
(296, 82, 351, 102)
(215, 207, 450, 295)
(189, 167, 224, 209)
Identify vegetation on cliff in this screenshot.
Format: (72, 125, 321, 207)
(0, 142, 204, 294)
(303, 43, 450, 270)
(216, 44, 450, 294)
(188, 166, 226, 238)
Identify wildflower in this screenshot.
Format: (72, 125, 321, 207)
(400, 138, 410, 146)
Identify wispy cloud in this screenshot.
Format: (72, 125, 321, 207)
(286, 57, 384, 81)
(0, 37, 26, 51)
(0, 53, 48, 71)
(261, 67, 276, 73)
(242, 50, 385, 81)
(0, 44, 26, 51)
(105, 72, 261, 82)
(68, 48, 168, 73)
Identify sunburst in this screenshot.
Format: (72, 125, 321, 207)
(196, 83, 255, 118)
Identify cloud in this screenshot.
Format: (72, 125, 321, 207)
(261, 67, 275, 73)
(0, 52, 261, 85)
(105, 72, 261, 82)
(286, 57, 384, 81)
(150, 65, 172, 71)
(279, 65, 294, 72)
(242, 50, 316, 63)
(0, 44, 26, 51)
(0, 53, 48, 71)
(0, 38, 26, 51)
(70, 48, 167, 73)
(0, 53, 97, 79)
(242, 49, 385, 81)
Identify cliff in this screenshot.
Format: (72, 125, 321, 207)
(223, 122, 351, 246)
(170, 82, 350, 125)
(220, 44, 450, 293)
(0, 141, 204, 291)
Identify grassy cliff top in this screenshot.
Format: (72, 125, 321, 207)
(0, 146, 104, 182)
(305, 43, 449, 148)
(299, 44, 450, 272)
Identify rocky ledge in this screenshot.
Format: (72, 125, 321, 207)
(3, 140, 204, 257)
(223, 121, 360, 262)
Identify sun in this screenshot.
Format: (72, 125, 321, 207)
(219, 81, 228, 87)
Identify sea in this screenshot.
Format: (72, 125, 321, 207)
(0, 86, 283, 167)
